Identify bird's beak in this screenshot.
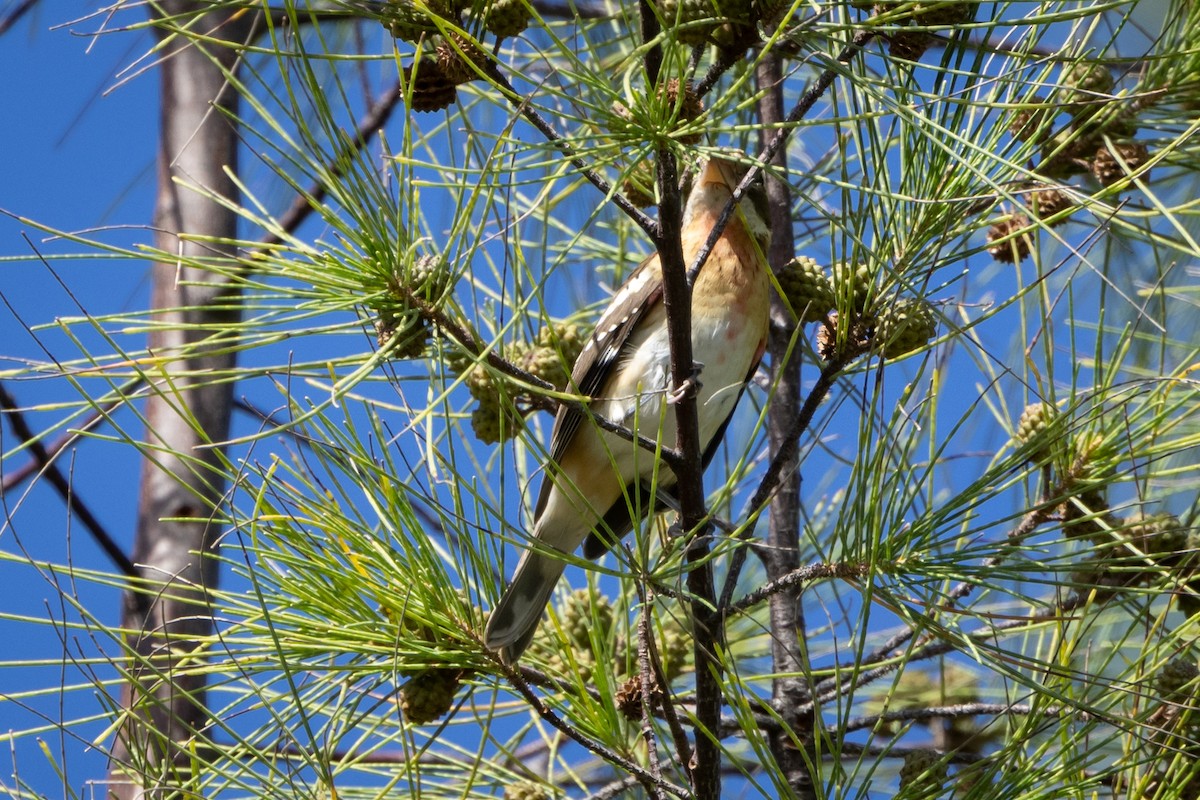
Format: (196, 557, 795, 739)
(699, 155, 746, 191)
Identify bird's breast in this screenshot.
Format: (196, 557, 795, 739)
(591, 232, 769, 479)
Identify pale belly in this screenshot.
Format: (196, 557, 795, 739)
(590, 308, 761, 485)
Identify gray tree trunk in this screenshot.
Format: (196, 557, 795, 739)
(108, 5, 251, 797)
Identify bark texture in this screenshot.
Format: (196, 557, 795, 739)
(108, 6, 251, 797)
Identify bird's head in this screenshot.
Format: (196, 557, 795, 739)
(682, 155, 771, 252)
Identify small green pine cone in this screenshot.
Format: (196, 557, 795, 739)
(657, 0, 720, 45)
(1061, 60, 1114, 114)
(622, 159, 657, 208)
(1156, 658, 1200, 704)
(913, 1, 975, 27)
(777, 257, 837, 323)
(470, 402, 522, 444)
(1128, 512, 1188, 563)
(376, 312, 430, 359)
(1013, 401, 1059, 462)
(986, 214, 1033, 264)
(465, 360, 497, 401)
(400, 668, 462, 724)
(408, 254, 450, 298)
(373, 255, 451, 358)
(534, 589, 614, 683)
(829, 260, 874, 314)
(443, 345, 475, 376)
(526, 323, 586, 390)
(1091, 140, 1150, 186)
(898, 749, 947, 796)
(560, 588, 614, 652)
(503, 781, 551, 800)
(876, 297, 937, 359)
(658, 625, 692, 682)
(484, 0, 531, 38)
(380, 0, 440, 42)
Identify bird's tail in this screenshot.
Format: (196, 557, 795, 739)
(484, 549, 566, 664)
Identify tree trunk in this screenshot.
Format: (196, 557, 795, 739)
(108, 5, 251, 797)
(757, 53, 816, 800)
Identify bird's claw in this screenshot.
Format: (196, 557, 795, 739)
(668, 363, 704, 404)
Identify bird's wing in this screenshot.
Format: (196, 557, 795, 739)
(533, 253, 664, 519)
(579, 356, 762, 560)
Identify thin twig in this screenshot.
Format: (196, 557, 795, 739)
(718, 355, 848, 612)
(1, 394, 128, 491)
(0, 382, 139, 580)
(258, 81, 403, 252)
(729, 561, 870, 617)
(635, 591, 667, 799)
(484, 65, 658, 238)
(498, 660, 692, 800)
(842, 702, 1048, 734)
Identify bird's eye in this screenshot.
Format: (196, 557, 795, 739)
(746, 173, 770, 223)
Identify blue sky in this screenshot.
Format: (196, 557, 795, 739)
(2, 9, 157, 794)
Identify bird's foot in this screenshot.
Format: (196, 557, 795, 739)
(668, 363, 704, 404)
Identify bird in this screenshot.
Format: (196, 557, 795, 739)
(483, 155, 772, 664)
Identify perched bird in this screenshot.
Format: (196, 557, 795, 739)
(484, 155, 772, 664)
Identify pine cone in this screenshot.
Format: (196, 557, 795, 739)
(622, 159, 657, 208)
(1038, 128, 1096, 179)
(888, 29, 932, 61)
(829, 260, 874, 313)
(484, 0, 531, 38)
(876, 297, 937, 359)
(1030, 185, 1074, 224)
(615, 674, 665, 720)
(376, 313, 430, 358)
(470, 402, 522, 444)
(1008, 98, 1054, 143)
(380, 0, 441, 42)
(560, 588, 613, 652)
(658, 624, 692, 682)
(777, 256, 837, 323)
(1013, 401, 1059, 462)
(658, 78, 705, 144)
(374, 255, 451, 358)
(1061, 60, 1114, 114)
(503, 780, 552, 800)
(816, 310, 875, 363)
(898, 749, 947, 795)
(408, 57, 457, 112)
(436, 35, 486, 85)
(986, 214, 1032, 263)
(1127, 512, 1189, 565)
(1156, 658, 1200, 704)
(515, 324, 585, 391)
(913, 0, 975, 27)
(400, 668, 463, 724)
(1091, 140, 1150, 186)
(657, 0, 720, 45)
